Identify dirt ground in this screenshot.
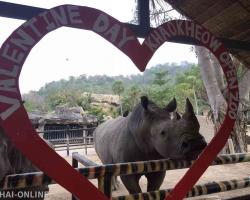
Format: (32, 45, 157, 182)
(44, 116, 250, 200)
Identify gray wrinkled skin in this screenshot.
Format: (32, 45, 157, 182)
(94, 96, 207, 194)
(0, 133, 12, 180)
(0, 128, 53, 199)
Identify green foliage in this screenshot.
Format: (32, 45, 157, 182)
(36, 62, 193, 98)
(23, 101, 36, 113)
(146, 84, 174, 107)
(175, 65, 208, 113)
(176, 65, 202, 89)
(22, 91, 48, 112)
(87, 106, 106, 122)
(237, 63, 248, 81)
(112, 81, 125, 115)
(79, 93, 92, 110)
(174, 83, 194, 112)
(112, 81, 125, 96)
(153, 69, 169, 86)
(122, 85, 142, 112)
(144, 68, 173, 107)
(46, 89, 82, 110)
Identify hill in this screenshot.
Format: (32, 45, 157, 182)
(36, 61, 194, 96)
(22, 61, 205, 117)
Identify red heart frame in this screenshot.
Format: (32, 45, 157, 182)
(0, 5, 238, 200)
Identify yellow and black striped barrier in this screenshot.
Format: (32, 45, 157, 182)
(1, 152, 250, 199)
(112, 177, 250, 200)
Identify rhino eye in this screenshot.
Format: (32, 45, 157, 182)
(161, 131, 165, 136)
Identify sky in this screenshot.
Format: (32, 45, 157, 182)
(0, 0, 197, 93)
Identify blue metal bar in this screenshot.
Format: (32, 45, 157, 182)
(137, 0, 150, 35)
(0, 1, 45, 20)
(0, 1, 250, 51)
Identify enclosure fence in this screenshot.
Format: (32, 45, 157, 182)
(38, 127, 95, 155)
(1, 153, 250, 199)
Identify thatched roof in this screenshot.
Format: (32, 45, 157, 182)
(28, 112, 45, 125)
(28, 106, 98, 125)
(164, 0, 250, 68)
(42, 111, 86, 125)
(83, 93, 119, 106)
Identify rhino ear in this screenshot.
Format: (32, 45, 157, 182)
(165, 98, 177, 112)
(123, 110, 129, 117)
(174, 112, 181, 120)
(183, 98, 196, 120)
(141, 96, 149, 110)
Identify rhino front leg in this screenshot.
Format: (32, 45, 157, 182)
(145, 171, 166, 192)
(120, 174, 142, 194)
(111, 176, 120, 191)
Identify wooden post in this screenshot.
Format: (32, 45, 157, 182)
(71, 152, 78, 200)
(83, 129, 87, 155)
(228, 138, 235, 154)
(66, 132, 69, 156)
(72, 152, 79, 168)
(98, 175, 112, 198)
(71, 195, 78, 200)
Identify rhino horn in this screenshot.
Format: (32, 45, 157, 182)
(183, 98, 196, 120)
(165, 98, 177, 112)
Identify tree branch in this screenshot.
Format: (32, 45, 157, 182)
(239, 68, 250, 101)
(210, 53, 225, 91)
(195, 46, 227, 121)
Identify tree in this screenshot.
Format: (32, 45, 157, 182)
(88, 106, 106, 123)
(195, 46, 250, 153)
(153, 69, 169, 86)
(112, 81, 125, 115)
(148, 0, 250, 153)
(176, 65, 205, 115)
(174, 83, 194, 113)
(22, 91, 48, 112)
(129, 85, 142, 108)
(146, 69, 173, 107)
(47, 92, 67, 109)
(122, 85, 142, 112)
(80, 93, 92, 111)
(46, 89, 82, 110)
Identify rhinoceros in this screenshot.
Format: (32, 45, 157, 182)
(94, 96, 207, 194)
(0, 128, 53, 199)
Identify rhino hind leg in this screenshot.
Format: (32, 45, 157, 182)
(145, 171, 166, 192)
(120, 174, 142, 194)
